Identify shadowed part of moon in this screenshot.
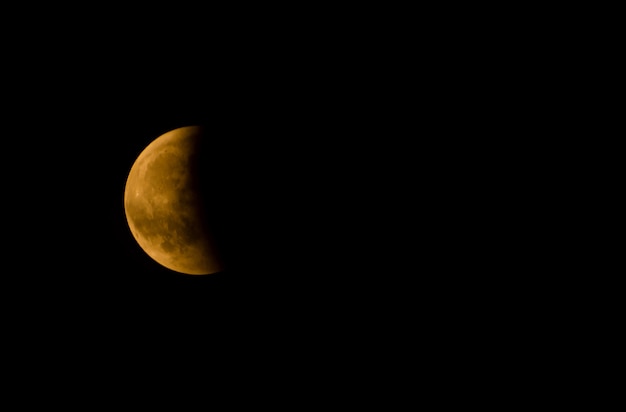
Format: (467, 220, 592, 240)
(124, 125, 223, 275)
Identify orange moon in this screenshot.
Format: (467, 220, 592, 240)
(123, 125, 223, 275)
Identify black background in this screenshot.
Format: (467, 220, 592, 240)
(0, 5, 572, 407)
(2, 11, 413, 384)
(1, 6, 524, 402)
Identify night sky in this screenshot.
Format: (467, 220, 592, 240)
(7, 56, 372, 336)
(2, 12, 420, 399)
(0, 6, 552, 405)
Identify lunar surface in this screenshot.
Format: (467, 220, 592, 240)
(124, 125, 223, 275)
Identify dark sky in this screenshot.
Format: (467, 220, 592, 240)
(0, 7, 554, 404)
(1, 13, 423, 398)
(6, 51, 371, 334)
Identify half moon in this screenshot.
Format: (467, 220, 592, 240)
(123, 125, 223, 275)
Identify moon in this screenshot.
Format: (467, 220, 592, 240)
(123, 125, 223, 275)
